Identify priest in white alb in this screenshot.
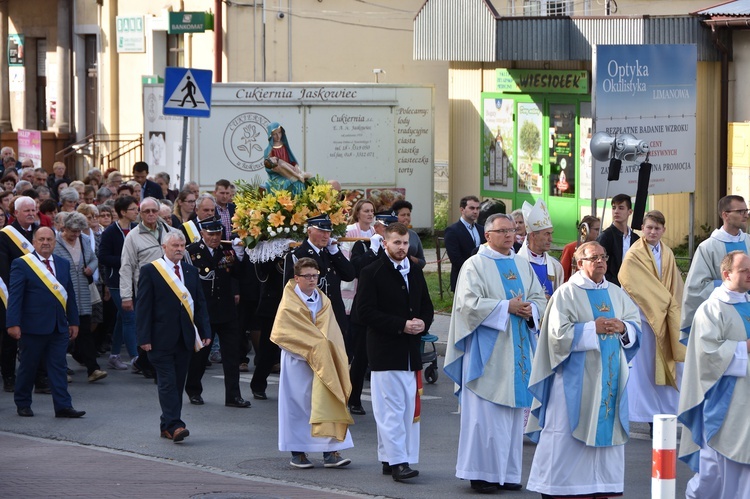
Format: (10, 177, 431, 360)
(679, 250, 750, 498)
(444, 213, 547, 494)
(526, 241, 641, 498)
(515, 199, 563, 299)
(681, 195, 750, 339)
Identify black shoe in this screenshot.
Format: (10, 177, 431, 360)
(55, 407, 86, 418)
(391, 463, 418, 481)
(225, 397, 251, 408)
(3, 377, 14, 393)
(17, 406, 33, 417)
(382, 462, 392, 475)
(470, 480, 499, 493)
(189, 395, 204, 405)
(499, 482, 523, 491)
(34, 384, 52, 395)
(252, 391, 267, 400)
(141, 369, 155, 379)
(66, 368, 74, 375)
(348, 404, 366, 415)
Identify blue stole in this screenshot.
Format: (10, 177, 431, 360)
(583, 289, 622, 446)
(712, 242, 749, 289)
(724, 241, 747, 254)
(679, 301, 750, 471)
(494, 259, 535, 407)
(530, 262, 553, 297)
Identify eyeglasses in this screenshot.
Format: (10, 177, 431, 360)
(141, 209, 158, 214)
(487, 228, 517, 235)
(296, 273, 319, 281)
(580, 254, 609, 263)
(725, 209, 750, 216)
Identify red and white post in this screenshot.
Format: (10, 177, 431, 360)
(652, 414, 677, 499)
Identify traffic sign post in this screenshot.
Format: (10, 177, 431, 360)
(162, 67, 213, 188)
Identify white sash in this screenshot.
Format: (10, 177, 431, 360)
(152, 258, 203, 351)
(0, 275, 7, 308)
(1, 225, 32, 254)
(183, 220, 200, 243)
(20, 254, 68, 310)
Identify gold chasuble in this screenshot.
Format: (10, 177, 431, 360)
(619, 238, 685, 388)
(271, 281, 353, 441)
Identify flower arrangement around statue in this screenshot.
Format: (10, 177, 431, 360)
(232, 176, 349, 262)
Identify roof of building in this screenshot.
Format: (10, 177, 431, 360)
(695, 0, 750, 16)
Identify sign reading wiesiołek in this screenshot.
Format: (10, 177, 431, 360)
(17, 129, 41, 168)
(593, 44, 696, 198)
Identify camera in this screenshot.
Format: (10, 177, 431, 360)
(277, 11, 285, 19)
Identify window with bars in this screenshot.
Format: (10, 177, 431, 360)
(523, 0, 573, 16)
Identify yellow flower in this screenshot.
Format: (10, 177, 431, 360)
(291, 211, 307, 225)
(249, 225, 261, 237)
(268, 211, 286, 227)
(250, 210, 264, 222)
(329, 210, 345, 226)
(237, 228, 249, 239)
(316, 201, 331, 213)
(276, 192, 294, 211)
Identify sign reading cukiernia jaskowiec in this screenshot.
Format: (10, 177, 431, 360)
(592, 44, 696, 198)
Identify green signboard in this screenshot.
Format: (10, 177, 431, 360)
(496, 69, 589, 94)
(168, 12, 214, 34)
(8, 34, 24, 66)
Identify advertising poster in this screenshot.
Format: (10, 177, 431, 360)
(17, 129, 41, 167)
(517, 102, 543, 194)
(593, 44, 697, 197)
(481, 97, 514, 194)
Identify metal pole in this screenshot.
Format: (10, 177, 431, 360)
(689, 192, 695, 258)
(652, 414, 677, 499)
(179, 116, 188, 190)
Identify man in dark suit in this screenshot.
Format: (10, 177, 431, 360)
(283, 214, 355, 337)
(184, 220, 250, 408)
(596, 193, 640, 286)
(214, 179, 236, 240)
(357, 222, 434, 482)
(347, 212, 396, 415)
(0, 196, 46, 393)
(444, 195, 485, 291)
(7, 227, 84, 418)
(136, 231, 212, 442)
(132, 161, 164, 200)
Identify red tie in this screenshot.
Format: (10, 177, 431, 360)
(174, 264, 181, 281)
(44, 259, 54, 276)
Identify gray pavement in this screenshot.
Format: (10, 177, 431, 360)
(0, 305, 694, 498)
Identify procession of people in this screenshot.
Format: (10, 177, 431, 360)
(1, 128, 749, 498)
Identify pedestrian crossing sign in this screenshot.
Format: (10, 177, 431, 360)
(163, 67, 212, 118)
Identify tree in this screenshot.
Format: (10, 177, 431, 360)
(519, 120, 541, 161)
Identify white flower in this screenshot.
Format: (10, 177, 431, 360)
(303, 227, 308, 233)
(292, 225, 298, 231)
(270, 230, 277, 237)
(284, 227, 290, 233)
(267, 227, 272, 232)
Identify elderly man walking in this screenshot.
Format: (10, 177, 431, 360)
(445, 213, 547, 493)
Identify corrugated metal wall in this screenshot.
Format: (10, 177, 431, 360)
(414, 0, 496, 62)
(416, 5, 721, 62)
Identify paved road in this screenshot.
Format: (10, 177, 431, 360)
(0, 345, 693, 499)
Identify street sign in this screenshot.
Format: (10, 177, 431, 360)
(168, 12, 213, 34)
(163, 67, 212, 118)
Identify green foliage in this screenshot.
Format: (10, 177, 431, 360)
(674, 222, 712, 255)
(519, 120, 541, 160)
(424, 271, 454, 313)
(434, 192, 450, 231)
